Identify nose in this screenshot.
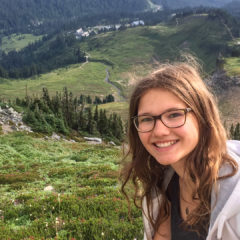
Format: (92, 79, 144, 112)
(152, 119, 171, 136)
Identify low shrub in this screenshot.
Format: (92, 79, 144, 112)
(0, 171, 39, 184)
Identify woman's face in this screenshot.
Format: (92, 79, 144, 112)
(137, 88, 199, 167)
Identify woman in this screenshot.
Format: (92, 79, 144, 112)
(121, 61, 240, 240)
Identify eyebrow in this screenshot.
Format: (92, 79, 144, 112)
(138, 107, 184, 116)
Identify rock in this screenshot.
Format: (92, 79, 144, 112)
(0, 105, 32, 134)
(44, 185, 54, 192)
(84, 137, 102, 143)
(109, 141, 116, 146)
(51, 133, 61, 140)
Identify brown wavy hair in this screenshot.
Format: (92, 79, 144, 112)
(120, 60, 238, 235)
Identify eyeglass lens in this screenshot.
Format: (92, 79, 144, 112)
(135, 109, 187, 132)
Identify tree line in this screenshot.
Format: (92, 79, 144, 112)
(12, 88, 123, 142)
(230, 123, 240, 140)
(0, 0, 148, 35)
(0, 33, 85, 79)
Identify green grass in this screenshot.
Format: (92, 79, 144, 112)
(0, 62, 117, 100)
(224, 57, 240, 76)
(75, 15, 233, 100)
(98, 102, 129, 122)
(0, 132, 142, 239)
(1, 34, 43, 53)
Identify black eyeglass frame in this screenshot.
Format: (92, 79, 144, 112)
(132, 107, 192, 133)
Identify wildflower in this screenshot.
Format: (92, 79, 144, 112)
(101, 232, 104, 236)
(52, 206, 55, 210)
(58, 193, 61, 202)
(46, 222, 48, 227)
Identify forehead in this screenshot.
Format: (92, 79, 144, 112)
(138, 88, 186, 115)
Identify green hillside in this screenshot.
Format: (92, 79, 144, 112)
(98, 102, 129, 122)
(0, 0, 150, 34)
(1, 34, 43, 53)
(0, 14, 236, 101)
(225, 57, 240, 75)
(0, 62, 116, 100)
(81, 14, 232, 92)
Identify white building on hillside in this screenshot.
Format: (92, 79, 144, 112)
(131, 20, 145, 27)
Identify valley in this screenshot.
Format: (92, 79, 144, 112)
(1, 3, 240, 239)
(1, 13, 240, 127)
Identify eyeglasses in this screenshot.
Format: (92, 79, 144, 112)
(133, 108, 192, 133)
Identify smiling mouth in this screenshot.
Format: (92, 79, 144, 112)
(154, 140, 178, 148)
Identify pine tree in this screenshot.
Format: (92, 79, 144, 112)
(98, 109, 108, 135)
(86, 95, 92, 104)
(230, 123, 235, 139)
(94, 105, 98, 122)
(86, 108, 94, 134)
(234, 123, 240, 140)
(78, 109, 87, 131)
(42, 87, 51, 110)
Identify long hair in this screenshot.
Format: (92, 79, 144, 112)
(120, 60, 238, 235)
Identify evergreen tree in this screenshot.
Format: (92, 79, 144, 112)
(86, 95, 92, 104)
(98, 109, 108, 135)
(230, 123, 235, 139)
(42, 87, 51, 110)
(86, 108, 94, 134)
(94, 96, 102, 104)
(234, 123, 240, 140)
(78, 109, 87, 131)
(94, 105, 99, 122)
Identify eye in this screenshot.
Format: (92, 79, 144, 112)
(166, 111, 184, 119)
(139, 116, 154, 123)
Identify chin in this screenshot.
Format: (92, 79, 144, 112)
(153, 153, 185, 166)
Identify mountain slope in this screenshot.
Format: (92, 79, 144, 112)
(0, 13, 235, 98)
(81, 14, 233, 84)
(153, 0, 239, 9)
(0, 0, 150, 33)
(223, 1, 240, 17)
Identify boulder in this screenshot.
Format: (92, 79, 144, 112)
(84, 137, 102, 143)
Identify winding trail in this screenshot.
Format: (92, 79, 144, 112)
(78, 52, 124, 100)
(105, 68, 125, 101)
(219, 17, 235, 41)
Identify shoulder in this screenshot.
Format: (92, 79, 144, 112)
(227, 140, 240, 162)
(217, 140, 240, 180)
(208, 140, 240, 239)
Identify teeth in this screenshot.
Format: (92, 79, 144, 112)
(155, 141, 177, 148)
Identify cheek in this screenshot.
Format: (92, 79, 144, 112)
(181, 118, 199, 145)
(138, 132, 150, 147)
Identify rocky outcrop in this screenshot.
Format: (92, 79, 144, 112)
(0, 105, 32, 134)
(210, 70, 240, 91)
(84, 137, 102, 144)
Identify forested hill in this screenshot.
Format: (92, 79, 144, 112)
(0, 0, 150, 34)
(152, 0, 239, 9)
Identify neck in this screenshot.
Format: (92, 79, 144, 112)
(171, 159, 195, 192)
